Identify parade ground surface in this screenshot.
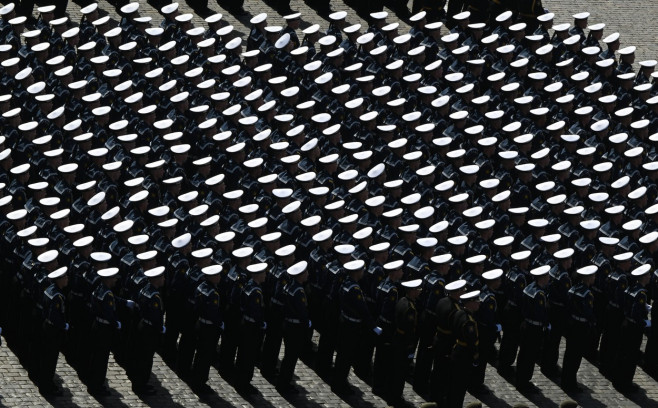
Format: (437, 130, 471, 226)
(1, 0, 658, 407)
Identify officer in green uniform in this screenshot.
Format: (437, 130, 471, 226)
(38, 266, 69, 396)
(516, 265, 550, 391)
(191, 265, 224, 394)
(448, 290, 481, 408)
(613, 264, 652, 392)
(561, 265, 597, 392)
(389, 278, 422, 406)
(235, 263, 267, 394)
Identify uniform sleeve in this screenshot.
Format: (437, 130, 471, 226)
(253, 289, 265, 325)
(295, 288, 310, 326)
(633, 290, 649, 325)
(49, 294, 68, 330)
(583, 291, 596, 324)
(353, 286, 375, 329)
(208, 290, 223, 325)
(537, 292, 549, 325)
(151, 293, 165, 328)
(104, 291, 119, 326)
(464, 319, 479, 362)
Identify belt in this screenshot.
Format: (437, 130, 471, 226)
(525, 318, 543, 327)
(507, 300, 518, 307)
(550, 301, 565, 307)
(436, 326, 452, 335)
(626, 317, 638, 325)
(285, 318, 301, 324)
(142, 319, 155, 326)
(364, 296, 375, 303)
(456, 339, 468, 347)
(271, 298, 284, 306)
(96, 317, 111, 325)
(341, 313, 362, 323)
(609, 301, 620, 308)
(571, 315, 588, 323)
(70, 291, 84, 298)
(199, 318, 214, 325)
(425, 309, 437, 316)
(243, 316, 256, 323)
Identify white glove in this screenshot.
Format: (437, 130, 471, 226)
(117, 321, 122, 330)
(647, 304, 652, 312)
(262, 322, 267, 330)
(126, 300, 135, 309)
(547, 323, 552, 331)
(64, 323, 69, 331)
(162, 325, 166, 334)
(308, 320, 312, 328)
(496, 324, 502, 332)
(0, 327, 3, 335)
(407, 353, 415, 359)
(373, 326, 383, 336)
(220, 322, 225, 331)
(645, 320, 652, 328)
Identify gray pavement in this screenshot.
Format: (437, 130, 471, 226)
(2, 0, 658, 406)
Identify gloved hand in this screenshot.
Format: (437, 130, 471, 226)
(262, 322, 267, 330)
(407, 353, 415, 359)
(647, 304, 653, 312)
(161, 325, 166, 334)
(373, 326, 383, 336)
(126, 300, 135, 309)
(117, 321, 122, 330)
(220, 322, 225, 331)
(645, 319, 652, 328)
(547, 323, 552, 331)
(496, 324, 502, 332)
(308, 320, 312, 329)
(64, 323, 69, 331)
(472, 360, 479, 367)
(0, 327, 3, 335)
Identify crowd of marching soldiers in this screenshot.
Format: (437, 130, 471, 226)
(0, 0, 658, 407)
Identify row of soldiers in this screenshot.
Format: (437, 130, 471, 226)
(0, 1, 657, 407)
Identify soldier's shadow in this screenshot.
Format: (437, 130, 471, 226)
(621, 387, 658, 408)
(517, 388, 560, 408)
(135, 374, 186, 408)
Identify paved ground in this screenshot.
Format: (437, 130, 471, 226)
(2, 0, 658, 407)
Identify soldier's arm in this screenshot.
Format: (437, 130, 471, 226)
(50, 294, 68, 330)
(354, 286, 375, 328)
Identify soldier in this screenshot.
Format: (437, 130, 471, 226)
(429, 279, 467, 406)
(472, 268, 503, 393)
(87, 267, 135, 396)
(516, 265, 551, 391)
(332, 259, 381, 395)
(191, 265, 224, 394)
(413, 253, 450, 395)
(448, 290, 481, 408)
(386, 278, 421, 406)
(561, 265, 597, 392)
(613, 264, 652, 392)
(372, 259, 403, 394)
(542, 248, 574, 376)
(235, 263, 267, 394)
(276, 261, 311, 394)
(130, 266, 165, 395)
(38, 266, 69, 396)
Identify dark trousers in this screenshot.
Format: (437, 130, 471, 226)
(130, 322, 159, 388)
(472, 326, 495, 387)
(599, 305, 624, 375)
(389, 341, 412, 404)
(162, 297, 183, 360)
(413, 312, 435, 392)
(38, 323, 64, 391)
(176, 316, 197, 380)
(260, 307, 283, 378)
(516, 322, 544, 386)
(218, 305, 240, 379)
(277, 323, 309, 387)
(561, 321, 591, 388)
(316, 303, 338, 373)
(643, 307, 658, 374)
(447, 347, 473, 408)
(235, 321, 264, 388)
(498, 304, 522, 369)
(332, 320, 363, 387)
(613, 320, 643, 388)
(87, 322, 113, 390)
(192, 323, 221, 387)
(429, 335, 453, 405)
(541, 307, 566, 372)
(372, 333, 393, 392)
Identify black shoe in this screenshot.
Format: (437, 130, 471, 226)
(193, 383, 214, 395)
(237, 384, 258, 395)
(88, 386, 111, 396)
(516, 381, 539, 393)
(469, 384, 491, 395)
(331, 383, 354, 395)
(276, 384, 300, 395)
(561, 383, 583, 393)
(229, 7, 247, 16)
(132, 385, 157, 395)
(40, 385, 63, 397)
